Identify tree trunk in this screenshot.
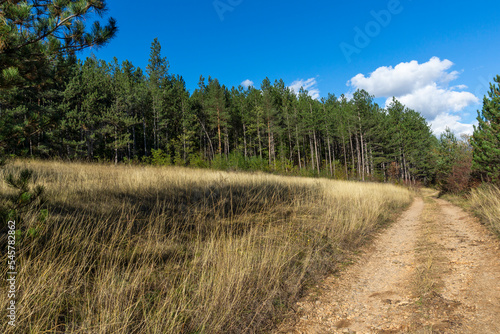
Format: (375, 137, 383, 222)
(360, 131, 365, 181)
(309, 134, 315, 172)
(224, 126, 229, 157)
(243, 123, 248, 159)
(357, 108, 366, 180)
(296, 125, 301, 170)
(217, 108, 222, 156)
(143, 115, 147, 156)
(369, 145, 374, 177)
(355, 134, 361, 179)
(383, 162, 386, 182)
(132, 126, 136, 157)
(327, 136, 333, 176)
(114, 126, 118, 165)
(363, 142, 368, 177)
(257, 122, 262, 160)
(403, 151, 409, 183)
(303, 137, 307, 170)
(268, 120, 272, 166)
(286, 113, 293, 162)
(183, 128, 187, 163)
(153, 97, 157, 150)
(199, 118, 214, 160)
(342, 134, 348, 179)
(313, 130, 320, 173)
(348, 131, 354, 174)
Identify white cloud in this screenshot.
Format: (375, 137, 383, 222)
(348, 57, 459, 97)
(387, 83, 478, 119)
(289, 77, 320, 100)
(347, 57, 480, 135)
(241, 79, 254, 89)
(430, 113, 476, 136)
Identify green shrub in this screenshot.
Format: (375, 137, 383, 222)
(189, 153, 209, 169)
(150, 149, 170, 166)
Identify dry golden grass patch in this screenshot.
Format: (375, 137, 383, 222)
(467, 185, 500, 237)
(443, 185, 500, 238)
(1, 160, 411, 333)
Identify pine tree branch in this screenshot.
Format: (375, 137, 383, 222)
(7, 11, 85, 53)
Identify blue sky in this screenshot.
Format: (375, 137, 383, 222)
(82, 0, 500, 135)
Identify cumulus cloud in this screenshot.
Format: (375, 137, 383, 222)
(389, 83, 478, 119)
(289, 77, 320, 100)
(347, 57, 480, 135)
(348, 57, 459, 97)
(241, 79, 254, 89)
(430, 113, 476, 136)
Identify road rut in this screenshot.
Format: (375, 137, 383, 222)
(276, 192, 500, 333)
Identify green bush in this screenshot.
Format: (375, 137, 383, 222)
(150, 149, 170, 166)
(189, 153, 209, 169)
(247, 156, 269, 172)
(211, 155, 229, 170)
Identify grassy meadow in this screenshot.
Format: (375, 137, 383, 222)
(0, 160, 412, 333)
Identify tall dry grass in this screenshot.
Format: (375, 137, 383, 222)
(467, 185, 500, 237)
(0, 160, 412, 333)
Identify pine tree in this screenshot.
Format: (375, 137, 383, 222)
(385, 98, 406, 181)
(434, 128, 472, 192)
(115, 59, 143, 158)
(205, 77, 229, 157)
(274, 79, 294, 171)
(229, 86, 247, 158)
(337, 95, 357, 178)
(146, 38, 169, 151)
(190, 75, 213, 160)
(245, 87, 265, 161)
(261, 78, 278, 167)
(471, 75, 500, 182)
(402, 107, 434, 183)
(321, 94, 340, 177)
(352, 89, 376, 180)
(104, 58, 139, 164)
(297, 88, 316, 173)
(0, 0, 117, 90)
(0, 54, 76, 157)
(63, 57, 113, 159)
(166, 75, 195, 165)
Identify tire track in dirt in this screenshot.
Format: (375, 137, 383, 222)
(276, 198, 424, 333)
(275, 193, 500, 334)
(435, 198, 500, 333)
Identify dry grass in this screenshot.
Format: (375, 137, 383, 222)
(413, 203, 439, 301)
(443, 184, 500, 238)
(412, 194, 445, 314)
(0, 160, 412, 333)
(467, 185, 500, 237)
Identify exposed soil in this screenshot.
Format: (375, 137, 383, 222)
(275, 191, 500, 333)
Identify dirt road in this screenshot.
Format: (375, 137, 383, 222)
(276, 191, 500, 333)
